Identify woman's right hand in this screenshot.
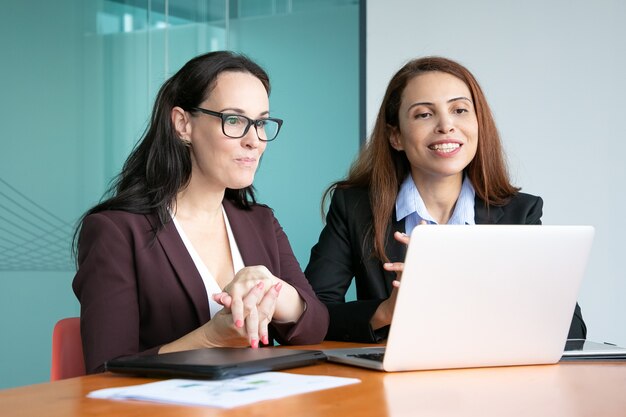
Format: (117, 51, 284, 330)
(158, 279, 282, 354)
(209, 278, 283, 348)
(370, 222, 424, 330)
(370, 231, 408, 330)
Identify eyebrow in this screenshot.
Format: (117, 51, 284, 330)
(406, 96, 472, 113)
(220, 108, 270, 117)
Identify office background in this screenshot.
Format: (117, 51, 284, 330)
(0, 0, 360, 389)
(1, 0, 624, 390)
(367, 0, 626, 349)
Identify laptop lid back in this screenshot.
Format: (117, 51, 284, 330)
(383, 225, 594, 371)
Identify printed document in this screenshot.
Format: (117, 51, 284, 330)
(88, 372, 360, 408)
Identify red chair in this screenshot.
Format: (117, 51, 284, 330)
(50, 317, 86, 381)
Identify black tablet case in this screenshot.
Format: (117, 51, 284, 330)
(105, 347, 327, 379)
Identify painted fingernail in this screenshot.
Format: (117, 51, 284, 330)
(235, 319, 243, 328)
(275, 282, 283, 292)
(262, 335, 269, 345)
(256, 281, 264, 290)
(251, 338, 259, 349)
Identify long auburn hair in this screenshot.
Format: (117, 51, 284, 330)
(73, 51, 271, 259)
(328, 56, 519, 262)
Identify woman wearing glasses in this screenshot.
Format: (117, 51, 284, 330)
(305, 56, 586, 343)
(73, 51, 328, 374)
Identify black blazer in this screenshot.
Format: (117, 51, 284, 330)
(304, 186, 586, 343)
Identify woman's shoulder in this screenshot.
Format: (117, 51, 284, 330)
(507, 191, 543, 207)
(330, 185, 371, 204)
(82, 210, 157, 234)
(248, 202, 275, 218)
(481, 191, 543, 214)
(476, 191, 543, 224)
(324, 186, 374, 226)
(84, 209, 152, 222)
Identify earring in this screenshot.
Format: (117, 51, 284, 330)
(180, 137, 192, 147)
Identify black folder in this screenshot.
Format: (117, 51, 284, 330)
(105, 347, 327, 379)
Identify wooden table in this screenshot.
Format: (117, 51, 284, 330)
(2, 342, 626, 417)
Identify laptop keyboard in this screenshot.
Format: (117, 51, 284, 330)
(348, 352, 385, 362)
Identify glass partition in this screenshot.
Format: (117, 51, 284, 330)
(0, 0, 359, 388)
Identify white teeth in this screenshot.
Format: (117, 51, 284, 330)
(430, 143, 460, 153)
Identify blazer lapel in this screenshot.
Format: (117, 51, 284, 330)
(223, 201, 252, 264)
(150, 215, 210, 324)
(474, 196, 504, 224)
(222, 200, 272, 269)
(387, 215, 407, 263)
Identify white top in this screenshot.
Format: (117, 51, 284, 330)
(172, 206, 245, 318)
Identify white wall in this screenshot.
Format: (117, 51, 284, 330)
(367, 0, 626, 345)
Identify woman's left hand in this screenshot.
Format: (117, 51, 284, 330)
(212, 265, 282, 347)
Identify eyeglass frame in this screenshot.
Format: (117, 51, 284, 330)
(188, 107, 283, 142)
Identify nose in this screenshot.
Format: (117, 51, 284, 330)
(240, 125, 261, 149)
(435, 113, 455, 134)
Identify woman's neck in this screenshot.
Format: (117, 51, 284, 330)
(173, 175, 225, 222)
(411, 172, 463, 225)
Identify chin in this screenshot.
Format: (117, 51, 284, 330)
(228, 178, 255, 190)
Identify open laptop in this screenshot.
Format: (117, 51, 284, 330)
(105, 347, 326, 380)
(325, 225, 595, 371)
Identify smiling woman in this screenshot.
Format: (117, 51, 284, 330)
(389, 71, 478, 215)
(304, 56, 587, 344)
(71, 51, 328, 374)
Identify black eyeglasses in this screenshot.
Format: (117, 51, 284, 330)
(189, 107, 283, 142)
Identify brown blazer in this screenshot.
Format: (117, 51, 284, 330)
(73, 199, 329, 373)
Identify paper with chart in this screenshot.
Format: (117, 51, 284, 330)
(88, 372, 360, 408)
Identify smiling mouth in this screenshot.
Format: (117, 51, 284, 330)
(429, 143, 461, 153)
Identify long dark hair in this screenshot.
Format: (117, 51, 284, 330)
(328, 56, 519, 262)
(73, 51, 271, 258)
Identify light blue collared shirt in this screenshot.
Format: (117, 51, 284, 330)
(395, 175, 476, 235)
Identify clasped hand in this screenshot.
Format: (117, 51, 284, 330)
(208, 265, 282, 348)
